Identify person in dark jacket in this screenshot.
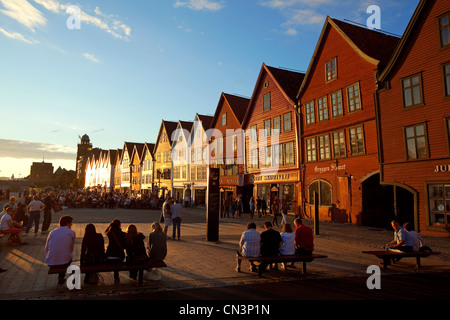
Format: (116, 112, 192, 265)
(105, 219, 126, 282)
(81, 223, 105, 283)
(125, 224, 149, 280)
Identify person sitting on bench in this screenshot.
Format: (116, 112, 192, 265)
(0, 207, 28, 245)
(260, 222, 282, 271)
(294, 218, 314, 256)
(384, 220, 413, 253)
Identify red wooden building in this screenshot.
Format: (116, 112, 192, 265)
(242, 63, 305, 216)
(376, 0, 450, 236)
(209, 92, 250, 202)
(296, 17, 400, 226)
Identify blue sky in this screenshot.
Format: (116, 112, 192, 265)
(0, 0, 419, 179)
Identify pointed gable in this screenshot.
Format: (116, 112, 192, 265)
(211, 92, 250, 129)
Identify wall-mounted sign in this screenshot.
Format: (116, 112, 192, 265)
(314, 163, 346, 174)
(434, 165, 450, 173)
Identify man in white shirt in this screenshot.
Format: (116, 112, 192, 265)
(0, 207, 28, 245)
(44, 215, 75, 284)
(171, 200, 183, 240)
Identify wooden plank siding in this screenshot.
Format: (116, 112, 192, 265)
(376, 0, 450, 236)
(297, 17, 400, 225)
(242, 63, 305, 215)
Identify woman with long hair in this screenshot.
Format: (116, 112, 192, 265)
(125, 224, 148, 280)
(105, 219, 126, 282)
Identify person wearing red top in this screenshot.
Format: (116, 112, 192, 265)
(294, 218, 314, 255)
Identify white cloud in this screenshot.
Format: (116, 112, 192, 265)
(0, 27, 34, 43)
(83, 53, 100, 63)
(0, 0, 46, 32)
(174, 0, 224, 11)
(285, 28, 297, 36)
(0, 139, 76, 160)
(285, 9, 325, 26)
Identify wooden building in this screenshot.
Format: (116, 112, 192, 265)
(130, 143, 145, 194)
(113, 149, 122, 192)
(209, 92, 250, 203)
(376, 0, 450, 235)
(141, 143, 155, 195)
(171, 120, 193, 202)
(153, 120, 178, 199)
(242, 63, 305, 216)
(296, 17, 400, 226)
(190, 114, 214, 206)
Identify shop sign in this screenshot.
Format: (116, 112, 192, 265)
(434, 165, 450, 173)
(314, 163, 346, 174)
(254, 172, 297, 182)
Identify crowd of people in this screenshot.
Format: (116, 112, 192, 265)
(44, 215, 168, 284)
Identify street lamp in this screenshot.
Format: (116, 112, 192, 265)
(292, 101, 306, 219)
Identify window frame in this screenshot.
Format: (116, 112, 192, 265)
(332, 130, 346, 158)
(401, 73, 424, 108)
(308, 179, 332, 207)
(443, 62, 450, 97)
(283, 112, 292, 132)
(305, 101, 315, 125)
(325, 57, 337, 82)
(404, 122, 429, 160)
(330, 90, 343, 118)
(318, 134, 331, 160)
(348, 125, 365, 156)
(346, 82, 362, 113)
(438, 11, 450, 49)
(263, 92, 271, 112)
(306, 137, 317, 162)
(284, 141, 295, 165)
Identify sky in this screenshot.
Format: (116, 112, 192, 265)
(0, 0, 419, 179)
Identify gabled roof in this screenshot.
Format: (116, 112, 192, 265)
(172, 120, 194, 145)
(153, 119, 179, 154)
(210, 92, 250, 129)
(131, 143, 145, 163)
(378, 0, 428, 82)
(143, 143, 155, 161)
(242, 63, 305, 129)
(121, 142, 143, 162)
(297, 16, 400, 98)
(191, 113, 214, 138)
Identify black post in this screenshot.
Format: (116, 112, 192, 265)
(314, 191, 319, 235)
(206, 167, 220, 242)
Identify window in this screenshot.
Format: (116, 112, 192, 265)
(273, 144, 282, 166)
(349, 125, 365, 155)
(317, 96, 328, 122)
(283, 112, 292, 131)
(326, 58, 337, 82)
(305, 101, 315, 125)
(232, 135, 238, 152)
(402, 74, 423, 107)
(273, 116, 280, 134)
(318, 134, 331, 160)
(330, 90, 343, 117)
(221, 113, 227, 126)
(332, 130, 346, 158)
(439, 12, 450, 48)
(405, 123, 428, 159)
(306, 137, 316, 162)
(264, 119, 271, 136)
(265, 146, 272, 166)
(263, 93, 271, 111)
(309, 179, 332, 206)
(444, 62, 450, 97)
(250, 125, 258, 141)
(428, 184, 450, 227)
(284, 142, 294, 165)
(347, 83, 361, 112)
(217, 137, 223, 154)
(250, 149, 259, 168)
(447, 118, 450, 149)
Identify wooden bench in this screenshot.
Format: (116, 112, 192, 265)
(362, 250, 440, 270)
(48, 260, 167, 286)
(237, 253, 327, 277)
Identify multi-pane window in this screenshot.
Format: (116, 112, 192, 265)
(349, 125, 365, 155)
(264, 119, 271, 136)
(250, 149, 258, 168)
(283, 112, 292, 131)
(221, 113, 227, 126)
(447, 118, 450, 150)
(265, 146, 272, 166)
(428, 184, 450, 227)
(273, 116, 280, 134)
(305, 101, 315, 125)
(318, 134, 331, 160)
(326, 58, 337, 82)
(439, 12, 450, 48)
(250, 125, 257, 141)
(405, 123, 428, 159)
(330, 90, 343, 117)
(317, 96, 328, 122)
(306, 138, 316, 162)
(402, 74, 423, 107)
(284, 142, 294, 165)
(263, 93, 271, 111)
(273, 144, 282, 166)
(347, 83, 361, 112)
(332, 130, 346, 158)
(444, 62, 450, 97)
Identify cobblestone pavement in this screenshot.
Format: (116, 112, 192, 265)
(0, 204, 449, 300)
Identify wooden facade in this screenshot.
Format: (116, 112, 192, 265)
(209, 92, 250, 202)
(172, 120, 193, 202)
(130, 143, 145, 194)
(376, 0, 450, 235)
(242, 63, 305, 215)
(297, 17, 400, 226)
(141, 143, 155, 195)
(153, 120, 178, 199)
